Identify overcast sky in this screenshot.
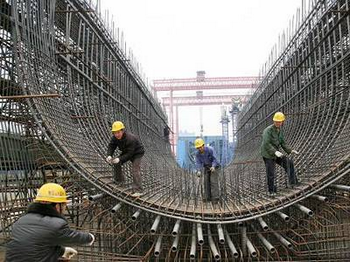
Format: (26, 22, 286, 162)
(101, 0, 303, 137)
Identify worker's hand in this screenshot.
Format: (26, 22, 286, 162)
(106, 156, 112, 164)
(275, 151, 283, 158)
(291, 150, 299, 155)
(88, 233, 95, 246)
(210, 166, 215, 172)
(196, 171, 201, 177)
(62, 247, 77, 259)
(111, 157, 120, 164)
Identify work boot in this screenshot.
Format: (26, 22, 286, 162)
(131, 191, 144, 197)
(114, 180, 125, 187)
(290, 179, 301, 188)
(211, 198, 220, 204)
(268, 191, 277, 198)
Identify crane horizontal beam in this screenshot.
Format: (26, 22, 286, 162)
(161, 95, 248, 107)
(152, 77, 260, 91)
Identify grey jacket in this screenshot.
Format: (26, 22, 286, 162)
(5, 202, 93, 262)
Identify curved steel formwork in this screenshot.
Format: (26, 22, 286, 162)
(1, 0, 350, 261)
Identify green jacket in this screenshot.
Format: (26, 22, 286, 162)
(261, 124, 292, 159)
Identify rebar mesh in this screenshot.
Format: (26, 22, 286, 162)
(1, 0, 350, 261)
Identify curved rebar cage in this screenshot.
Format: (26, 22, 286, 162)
(1, 0, 350, 261)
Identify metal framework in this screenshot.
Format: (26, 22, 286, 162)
(152, 76, 259, 92)
(160, 94, 250, 153)
(161, 95, 249, 107)
(0, 0, 350, 261)
(220, 107, 230, 166)
(153, 73, 257, 153)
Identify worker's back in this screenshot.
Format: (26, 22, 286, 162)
(6, 212, 65, 261)
(5, 202, 92, 262)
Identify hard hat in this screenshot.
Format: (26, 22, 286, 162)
(273, 112, 285, 122)
(35, 183, 68, 203)
(111, 121, 125, 132)
(194, 138, 205, 149)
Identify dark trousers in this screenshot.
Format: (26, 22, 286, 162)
(113, 157, 143, 191)
(263, 156, 298, 193)
(203, 167, 219, 201)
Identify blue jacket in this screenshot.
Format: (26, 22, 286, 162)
(195, 146, 219, 170)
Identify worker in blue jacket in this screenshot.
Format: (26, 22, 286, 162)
(195, 138, 220, 201)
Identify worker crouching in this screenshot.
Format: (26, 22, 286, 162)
(5, 183, 94, 262)
(106, 121, 145, 197)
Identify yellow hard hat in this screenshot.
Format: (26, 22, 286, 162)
(194, 138, 205, 149)
(111, 121, 125, 132)
(273, 112, 285, 122)
(35, 183, 68, 203)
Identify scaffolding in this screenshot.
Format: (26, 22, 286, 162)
(220, 106, 230, 166)
(1, 0, 350, 261)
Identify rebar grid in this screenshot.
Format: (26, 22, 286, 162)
(9, 0, 350, 222)
(1, 0, 350, 260)
(229, 0, 350, 218)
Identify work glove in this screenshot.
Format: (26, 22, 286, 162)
(275, 151, 283, 158)
(291, 150, 299, 155)
(88, 233, 95, 246)
(210, 166, 215, 172)
(62, 247, 77, 260)
(196, 171, 201, 177)
(106, 156, 112, 164)
(111, 157, 120, 164)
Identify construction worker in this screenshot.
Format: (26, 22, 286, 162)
(163, 125, 170, 143)
(195, 138, 220, 202)
(5, 183, 94, 262)
(261, 112, 299, 196)
(106, 121, 145, 197)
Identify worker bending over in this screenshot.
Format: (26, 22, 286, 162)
(106, 121, 145, 197)
(261, 112, 300, 196)
(195, 138, 220, 202)
(5, 183, 94, 261)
